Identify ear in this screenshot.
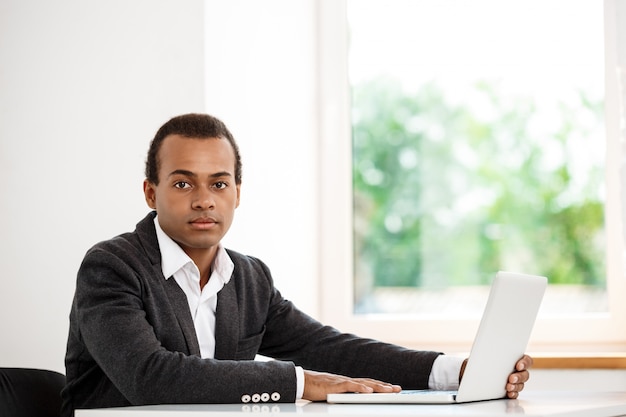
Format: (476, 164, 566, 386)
(235, 184, 241, 208)
(143, 179, 157, 209)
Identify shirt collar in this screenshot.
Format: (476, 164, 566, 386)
(153, 215, 233, 284)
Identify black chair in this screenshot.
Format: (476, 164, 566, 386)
(0, 368, 65, 417)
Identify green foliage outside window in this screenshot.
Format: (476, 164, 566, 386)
(352, 78, 605, 293)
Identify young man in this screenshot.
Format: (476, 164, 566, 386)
(61, 113, 531, 416)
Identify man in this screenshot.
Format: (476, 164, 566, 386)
(61, 113, 531, 416)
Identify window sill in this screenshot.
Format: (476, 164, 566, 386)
(532, 353, 626, 369)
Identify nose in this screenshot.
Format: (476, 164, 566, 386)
(192, 187, 215, 210)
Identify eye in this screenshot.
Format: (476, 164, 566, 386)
(214, 181, 228, 190)
(174, 181, 191, 189)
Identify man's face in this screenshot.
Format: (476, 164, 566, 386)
(143, 134, 240, 257)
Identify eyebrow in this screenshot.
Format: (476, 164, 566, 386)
(167, 169, 233, 179)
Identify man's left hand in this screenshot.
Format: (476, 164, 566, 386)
(506, 354, 533, 399)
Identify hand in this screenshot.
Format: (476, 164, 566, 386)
(302, 370, 402, 402)
(506, 354, 533, 399)
(459, 354, 533, 399)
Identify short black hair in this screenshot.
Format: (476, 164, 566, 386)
(145, 113, 242, 185)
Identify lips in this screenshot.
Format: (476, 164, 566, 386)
(189, 217, 218, 230)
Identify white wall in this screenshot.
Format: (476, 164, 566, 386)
(0, 0, 319, 374)
(203, 0, 319, 320)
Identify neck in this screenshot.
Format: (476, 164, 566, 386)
(184, 246, 218, 290)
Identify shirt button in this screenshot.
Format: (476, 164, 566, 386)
(271, 392, 281, 402)
(252, 393, 261, 403)
(241, 394, 251, 403)
(261, 393, 270, 402)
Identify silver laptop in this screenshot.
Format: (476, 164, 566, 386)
(326, 271, 547, 404)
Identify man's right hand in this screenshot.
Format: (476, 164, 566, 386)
(302, 370, 402, 402)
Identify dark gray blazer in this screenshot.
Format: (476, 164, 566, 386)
(61, 212, 441, 416)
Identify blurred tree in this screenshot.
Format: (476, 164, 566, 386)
(352, 78, 605, 297)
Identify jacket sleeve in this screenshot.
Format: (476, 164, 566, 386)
(250, 258, 442, 390)
(66, 243, 298, 409)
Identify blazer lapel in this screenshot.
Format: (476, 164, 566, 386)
(214, 279, 239, 360)
(138, 212, 201, 356)
(164, 277, 201, 356)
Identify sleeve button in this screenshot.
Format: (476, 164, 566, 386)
(271, 392, 281, 402)
(241, 394, 251, 403)
(261, 393, 270, 402)
(252, 393, 261, 403)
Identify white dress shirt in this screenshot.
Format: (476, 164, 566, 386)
(429, 355, 464, 390)
(154, 216, 233, 359)
(153, 217, 461, 399)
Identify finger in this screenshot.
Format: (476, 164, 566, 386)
(506, 390, 520, 399)
(323, 377, 376, 394)
(344, 381, 375, 393)
(509, 370, 529, 384)
(516, 354, 533, 371)
(509, 370, 529, 383)
(354, 378, 402, 393)
(370, 382, 401, 392)
(506, 382, 525, 394)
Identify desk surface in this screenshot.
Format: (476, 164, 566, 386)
(76, 391, 626, 417)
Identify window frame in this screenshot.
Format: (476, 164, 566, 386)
(317, 0, 626, 353)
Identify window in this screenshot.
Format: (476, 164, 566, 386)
(317, 0, 626, 352)
(351, 0, 605, 315)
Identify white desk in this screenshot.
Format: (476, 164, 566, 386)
(76, 391, 626, 417)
